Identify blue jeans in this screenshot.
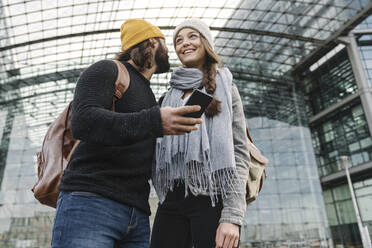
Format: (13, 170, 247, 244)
(52, 191, 150, 248)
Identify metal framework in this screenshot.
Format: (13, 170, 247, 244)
(1, 0, 372, 146)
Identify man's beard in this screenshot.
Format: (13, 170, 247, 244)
(154, 43, 170, 74)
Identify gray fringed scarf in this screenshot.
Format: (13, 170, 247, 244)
(153, 67, 241, 205)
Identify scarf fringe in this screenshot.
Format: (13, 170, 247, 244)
(154, 152, 242, 206)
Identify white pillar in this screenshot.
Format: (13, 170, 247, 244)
(340, 156, 372, 248)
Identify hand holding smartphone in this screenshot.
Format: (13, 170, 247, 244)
(183, 89, 213, 118)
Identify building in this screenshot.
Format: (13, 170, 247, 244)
(0, 1, 372, 247)
(302, 16, 372, 247)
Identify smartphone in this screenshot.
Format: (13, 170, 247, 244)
(183, 89, 213, 118)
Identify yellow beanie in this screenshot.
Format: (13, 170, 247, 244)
(120, 19, 165, 52)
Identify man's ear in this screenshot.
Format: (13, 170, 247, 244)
(148, 38, 157, 48)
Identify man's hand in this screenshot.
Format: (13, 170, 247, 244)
(215, 222, 239, 248)
(160, 105, 202, 135)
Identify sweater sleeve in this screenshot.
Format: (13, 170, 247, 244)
(219, 83, 250, 226)
(70, 60, 163, 146)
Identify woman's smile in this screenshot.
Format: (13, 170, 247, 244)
(183, 48, 196, 55)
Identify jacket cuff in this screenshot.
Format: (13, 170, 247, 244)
(219, 207, 245, 226)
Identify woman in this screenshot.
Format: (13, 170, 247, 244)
(151, 19, 250, 248)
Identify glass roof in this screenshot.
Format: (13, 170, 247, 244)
(0, 0, 371, 146)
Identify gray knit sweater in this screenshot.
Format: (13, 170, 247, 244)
(218, 83, 250, 226)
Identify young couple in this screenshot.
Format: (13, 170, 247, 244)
(51, 18, 250, 248)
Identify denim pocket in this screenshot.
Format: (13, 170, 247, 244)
(71, 191, 101, 197)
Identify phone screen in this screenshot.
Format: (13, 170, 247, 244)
(183, 89, 213, 118)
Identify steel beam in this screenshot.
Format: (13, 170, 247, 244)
(343, 33, 372, 139)
(293, 1, 372, 75)
(321, 161, 372, 188)
(0, 26, 324, 53)
(309, 93, 360, 124)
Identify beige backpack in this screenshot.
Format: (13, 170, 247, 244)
(245, 128, 269, 204)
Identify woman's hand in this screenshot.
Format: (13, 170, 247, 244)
(215, 222, 239, 248)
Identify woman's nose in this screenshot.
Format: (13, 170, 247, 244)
(182, 39, 191, 47)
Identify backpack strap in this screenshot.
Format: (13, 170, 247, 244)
(112, 60, 130, 111)
(246, 127, 253, 143)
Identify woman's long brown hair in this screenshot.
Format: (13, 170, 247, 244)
(200, 36, 222, 117)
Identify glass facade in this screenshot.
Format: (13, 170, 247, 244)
(235, 76, 331, 247)
(305, 46, 372, 178)
(354, 178, 372, 242)
(355, 15, 372, 30)
(0, 104, 54, 248)
(303, 49, 358, 117)
(323, 178, 372, 247)
(310, 102, 372, 177)
(1, 0, 372, 247)
(304, 14, 372, 248)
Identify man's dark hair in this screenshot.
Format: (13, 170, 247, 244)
(115, 38, 162, 72)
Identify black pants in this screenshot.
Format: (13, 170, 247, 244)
(150, 185, 234, 248)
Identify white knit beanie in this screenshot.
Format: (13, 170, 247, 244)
(173, 19, 214, 49)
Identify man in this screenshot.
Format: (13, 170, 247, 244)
(51, 19, 202, 248)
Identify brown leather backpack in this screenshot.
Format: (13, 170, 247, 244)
(32, 60, 130, 208)
(245, 127, 269, 204)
